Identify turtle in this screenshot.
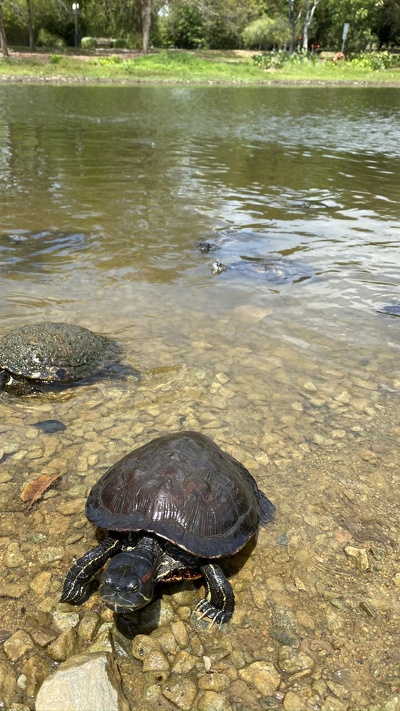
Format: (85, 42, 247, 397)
(211, 256, 313, 284)
(0, 322, 118, 394)
(61, 430, 275, 625)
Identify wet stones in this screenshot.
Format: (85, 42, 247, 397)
(35, 652, 129, 711)
(238, 661, 280, 695)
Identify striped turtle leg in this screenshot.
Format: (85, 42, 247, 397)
(196, 563, 234, 626)
(61, 536, 122, 604)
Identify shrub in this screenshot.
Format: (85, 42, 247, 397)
(37, 28, 66, 48)
(112, 38, 128, 49)
(349, 50, 394, 70)
(81, 36, 97, 49)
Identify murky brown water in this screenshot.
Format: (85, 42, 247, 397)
(0, 84, 399, 711)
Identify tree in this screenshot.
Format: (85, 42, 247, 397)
(26, 0, 35, 50)
(140, 0, 152, 52)
(242, 14, 290, 49)
(301, 0, 322, 50)
(0, 0, 9, 56)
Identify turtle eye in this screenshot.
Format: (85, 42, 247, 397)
(127, 580, 139, 592)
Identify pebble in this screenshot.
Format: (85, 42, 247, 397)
(3, 542, 26, 568)
(162, 676, 198, 711)
(344, 545, 370, 571)
(278, 646, 315, 676)
(0, 659, 18, 707)
(239, 661, 281, 694)
(197, 690, 232, 711)
(46, 628, 78, 662)
(35, 652, 129, 711)
(3, 630, 35, 662)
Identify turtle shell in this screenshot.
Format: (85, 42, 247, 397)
(86, 431, 265, 559)
(0, 322, 112, 382)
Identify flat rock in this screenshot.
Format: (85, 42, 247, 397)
(35, 652, 129, 711)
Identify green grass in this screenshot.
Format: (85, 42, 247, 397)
(0, 49, 399, 85)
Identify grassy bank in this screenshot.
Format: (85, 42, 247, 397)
(0, 48, 400, 85)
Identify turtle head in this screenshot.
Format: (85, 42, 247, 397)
(211, 260, 227, 275)
(99, 550, 157, 614)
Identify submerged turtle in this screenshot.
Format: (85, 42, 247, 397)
(211, 256, 313, 283)
(0, 322, 117, 394)
(61, 430, 275, 625)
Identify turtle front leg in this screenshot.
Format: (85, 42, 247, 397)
(60, 536, 122, 604)
(196, 563, 235, 626)
(0, 370, 8, 392)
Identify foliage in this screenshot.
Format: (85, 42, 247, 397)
(348, 49, 398, 69)
(112, 38, 128, 48)
(163, 1, 207, 48)
(1, 48, 399, 84)
(81, 37, 97, 49)
(243, 15, 291, 49)
(1, 0, 400, 53)
(252, 48, 318, 67)
(36, 28, 66, 49)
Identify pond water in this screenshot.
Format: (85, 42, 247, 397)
(0, 83, 399, 711)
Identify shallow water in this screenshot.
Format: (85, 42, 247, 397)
(0, 84, 399, 711)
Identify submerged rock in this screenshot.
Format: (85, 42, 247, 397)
(35, 652, 129, 711)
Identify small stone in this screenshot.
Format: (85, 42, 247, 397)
(37, 547, 64, 564)
(142, 648, 170, 676)
(132, 634, 161, 661)
(198, 672, 231, 691)
(320, 695, 347, 711)
(21, 654, 52, 697)
(278, 646, 315, 676)
(162, 676, 198, 711)
(302, 381, 317, 392)
(284, 690, 308, 710)
(0, 659, 18, 707)
(393, 574, 400, 588)
(30, 571, 53, 597)
(30, 627, 57, 648)
(197, 690, 232, 711)
(77, 612, 100, 644)
(3, 542, 25, 568)
(344, 545, 370, 571)
(3, 630, 35, 662)
(171, 619, 189, 648)
(86, 625, 113, 654)
(239, 661, 280, 695)
(52, 611, 80, 632)
(35, 652, 129, 711)
(46, 628, 78, 662)
(171, 650, 197, 674)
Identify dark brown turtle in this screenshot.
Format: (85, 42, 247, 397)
(61, 431, 275, 625)
(0, 322, 118, 394)
(211, 256, 313, 283)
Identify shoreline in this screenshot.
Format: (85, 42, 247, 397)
(1, 74, 399, 87)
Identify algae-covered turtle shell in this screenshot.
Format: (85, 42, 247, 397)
(0, 322, 117, 392)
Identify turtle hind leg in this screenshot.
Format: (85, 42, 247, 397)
(196, 562, 234, 626)
(60, 536, 122, 604)
(259, 490, 276, 526)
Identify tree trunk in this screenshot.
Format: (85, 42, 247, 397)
(0, 0, 9, 57)
(26, 0, 35, 51)
(302, 0, 321, 51)
(140, 0, 152, 54)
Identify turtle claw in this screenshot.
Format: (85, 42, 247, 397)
(195, 599, 230, 627)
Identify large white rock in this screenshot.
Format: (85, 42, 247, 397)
(35, 652, 129, 711)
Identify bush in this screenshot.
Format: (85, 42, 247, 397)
(81, 36, 97, 49)
(37, 28, 66, 48)
(252, 49, 315, 69)
(112, 38, 128, 49)
(348, 50, 394, 70)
